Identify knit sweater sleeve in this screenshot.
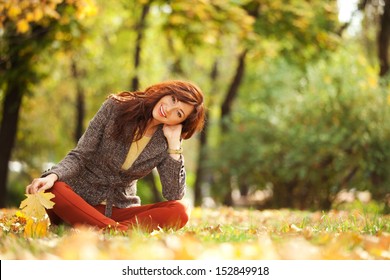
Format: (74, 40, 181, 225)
(157, 155, 186, 201)
(41, 98, 114, 181)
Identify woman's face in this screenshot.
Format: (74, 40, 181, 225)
(152, 95, 194, 126)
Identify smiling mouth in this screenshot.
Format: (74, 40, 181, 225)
(160, 105, 167, 118)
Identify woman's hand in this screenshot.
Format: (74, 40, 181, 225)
(163, 124, 183, 160)
(26, 173, 58, 194)
(163, 124, 182, 148)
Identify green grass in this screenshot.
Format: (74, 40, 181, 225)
(1, 205, 389, 260)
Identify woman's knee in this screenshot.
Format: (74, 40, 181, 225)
(47, 181, 78, 212)
(169, 200, 190, 228)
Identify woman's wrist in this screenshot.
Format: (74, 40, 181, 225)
(167, 138, 182, 151)
(167, 139, 181, 148)
(47, 173, 59, 183)
(167, 138, 182, 160)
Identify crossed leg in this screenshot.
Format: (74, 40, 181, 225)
(46, 181, 189, 232)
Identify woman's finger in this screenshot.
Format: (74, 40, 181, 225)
(26, 178, 43, 194)
(25, 184, 32, 194)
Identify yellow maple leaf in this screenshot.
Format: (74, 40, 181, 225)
(19, 192, 55, 220)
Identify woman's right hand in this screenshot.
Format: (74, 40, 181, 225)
(26, 173, 58, 194)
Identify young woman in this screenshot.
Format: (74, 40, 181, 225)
(25, 80, 205, 232)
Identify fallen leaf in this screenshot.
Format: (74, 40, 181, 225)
(202, 224, 223, 233)
(19, 192, 55, 220)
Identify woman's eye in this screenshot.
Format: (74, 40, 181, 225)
(177, 111, 182, 118)
(171, 95, 176, 103)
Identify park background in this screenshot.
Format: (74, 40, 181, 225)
(0, 0, 389, 260)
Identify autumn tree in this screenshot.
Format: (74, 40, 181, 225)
(355, 0, 390, 78)
(0, 0, 96, 207)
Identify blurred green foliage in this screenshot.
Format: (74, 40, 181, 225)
(211, 45, 390, 210)
(334, 200, 387, 215)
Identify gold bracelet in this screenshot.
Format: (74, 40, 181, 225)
(167, 147, 183, 154)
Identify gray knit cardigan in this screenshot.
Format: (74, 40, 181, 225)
(42, 98, 186, 217)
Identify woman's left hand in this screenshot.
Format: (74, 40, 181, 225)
(163, 124, 182, 148)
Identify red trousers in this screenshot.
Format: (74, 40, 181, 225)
(46, 182, 189, 232)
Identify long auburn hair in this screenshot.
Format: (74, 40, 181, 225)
(109, 80, 205, 141)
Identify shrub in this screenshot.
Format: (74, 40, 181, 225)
(211, 48, 390, 210)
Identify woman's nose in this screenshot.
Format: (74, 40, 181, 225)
(167, 104, 179, 114)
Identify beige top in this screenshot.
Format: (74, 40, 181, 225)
(121, 135, 151, 170)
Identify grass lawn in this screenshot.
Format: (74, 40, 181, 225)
(0, 205, 389, 260)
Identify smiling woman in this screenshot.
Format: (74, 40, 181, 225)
(25, 80, 206, 232)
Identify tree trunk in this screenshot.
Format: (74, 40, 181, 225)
(193, 60, 219, 206)
(0, 23, 52, 208)
(220, 49, 248, 132)
(378, 0, 390, 77)
(0, 83, 24, 208)
(131, 1, 152, 91)
(0, 29, 33, 207)
(71, 58, 86, 143)
(166, 33, 184, 74)
(193, 112, 209, 206)
(219, 49, 248, 205)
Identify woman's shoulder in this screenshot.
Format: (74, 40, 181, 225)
(103, 96, 117, 107)
(98, 97, 120, 114)
(87, 97, 120, 125)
